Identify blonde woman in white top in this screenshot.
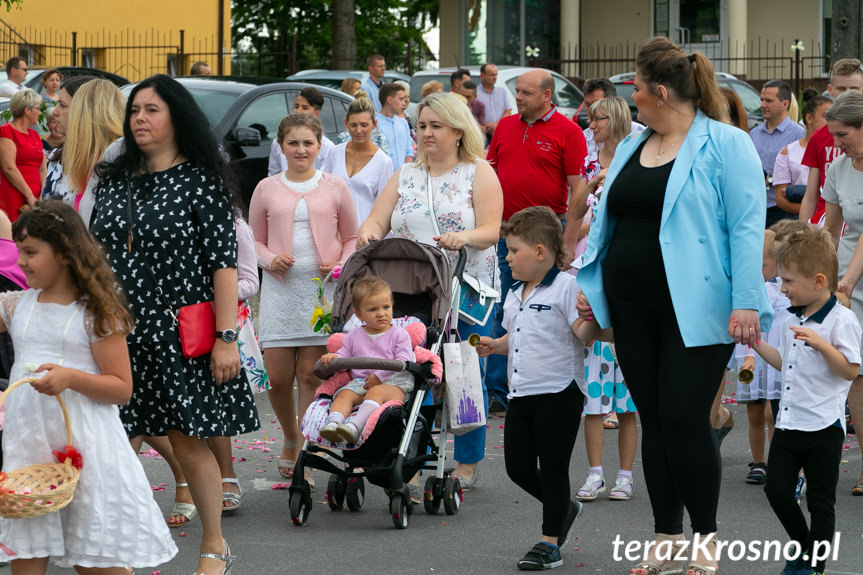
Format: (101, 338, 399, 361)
(323, 97, 393, 224)
(358, 92, 502, 487)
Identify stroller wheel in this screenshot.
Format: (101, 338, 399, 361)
(443, 477, 462, 516)
(345, 476, 365, 512)
(289, 488, 313, 526)
(390, 492, 410, 529)
(326, 474, 346, 511)
(423, 476, 442, 515)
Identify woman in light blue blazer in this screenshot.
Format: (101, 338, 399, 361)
(578, 37, 772, 575)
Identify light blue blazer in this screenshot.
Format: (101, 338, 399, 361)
(578, 111, 774, 347)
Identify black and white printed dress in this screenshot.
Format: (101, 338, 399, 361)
(90, 162, 261, 438)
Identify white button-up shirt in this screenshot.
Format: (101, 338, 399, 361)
(775, 296, 862, 433)
(502, 267, 585, 398)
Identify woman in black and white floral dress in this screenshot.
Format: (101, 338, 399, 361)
(91, 74, 258, 575)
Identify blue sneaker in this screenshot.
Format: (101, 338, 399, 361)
(517, 542, 562, 570)
(780, 557, 814, 575)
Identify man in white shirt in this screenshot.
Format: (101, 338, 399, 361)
(0, 57, 27, 96)
(750, 228, 861, 575)
(475, 63, 511, 143)
(376, 82, 414, 171)
(267, 86, 335, 175)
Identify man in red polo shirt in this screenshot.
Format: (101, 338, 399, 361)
(484, 69, 586, 413)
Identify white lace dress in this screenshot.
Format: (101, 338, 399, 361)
(0, 290, 177, 568)
(259, 172, 333, 348)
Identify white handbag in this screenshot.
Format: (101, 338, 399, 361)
(443, 340, 486, 436)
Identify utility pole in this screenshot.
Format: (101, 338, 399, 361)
(831, 0, 861, 61)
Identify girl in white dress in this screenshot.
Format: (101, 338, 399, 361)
(322, 97, 394, 225)
(0, 201, 177, 574)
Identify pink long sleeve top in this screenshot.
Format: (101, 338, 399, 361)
(335, 325, 415, 382)
(248, 173, 358, 278)
(235, 217, 259, 300)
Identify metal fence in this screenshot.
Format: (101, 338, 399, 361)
(536, 38, 831, 94)
(0, 22, 431, 82)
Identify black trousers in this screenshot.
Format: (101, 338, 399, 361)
(764, 426, 844, 572)
(504, 386, 583, 537)
(609, 292, 733, 535)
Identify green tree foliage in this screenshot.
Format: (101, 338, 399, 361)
(232, 0, 438, 76)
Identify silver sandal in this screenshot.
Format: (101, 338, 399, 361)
(221, 478, 243, 513)
(193, 538, 235, 575)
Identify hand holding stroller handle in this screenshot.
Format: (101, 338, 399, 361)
(313, 357, 408, 379)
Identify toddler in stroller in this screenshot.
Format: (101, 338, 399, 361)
(288, 237, 461, 529)
(319, 277, 415, 444)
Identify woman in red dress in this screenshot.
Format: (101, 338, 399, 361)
(0, 88, 45, 221)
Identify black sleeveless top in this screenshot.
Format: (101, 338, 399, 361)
(603, 140, 675, 301)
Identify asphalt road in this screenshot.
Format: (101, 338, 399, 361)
(43, 385, 863, 575)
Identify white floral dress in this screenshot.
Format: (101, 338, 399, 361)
(391, 161, 498, 292)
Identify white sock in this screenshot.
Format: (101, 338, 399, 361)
(327, 412, 345, 425)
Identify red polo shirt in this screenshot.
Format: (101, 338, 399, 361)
(486, 106, 586, 220)
(802, 124, 842, 223)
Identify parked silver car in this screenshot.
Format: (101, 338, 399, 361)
(409, 66, 584, 120)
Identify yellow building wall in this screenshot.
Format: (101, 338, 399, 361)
(742, 0, 822, 83)
(578, 0, 651, 77)
(0, 0, 230, 81)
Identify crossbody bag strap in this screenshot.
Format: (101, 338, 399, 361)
(426, 168, 441, 238)
(127, 178, 179, 326)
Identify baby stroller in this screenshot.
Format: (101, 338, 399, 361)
(288, 237, 464, 529)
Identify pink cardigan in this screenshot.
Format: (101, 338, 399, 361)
(249, 172, 358, 277)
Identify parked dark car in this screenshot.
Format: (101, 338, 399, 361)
(121, 77, 353, 207)
(605, 72, 763, 130)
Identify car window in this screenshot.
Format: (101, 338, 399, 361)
(725, 79, 762, 117)
(615, 83, 637, 109)
(188, 90, 241, 128)
(553, 76, 583, 108)
(235, 92, 289, 143)
(410, 76, 452, 102)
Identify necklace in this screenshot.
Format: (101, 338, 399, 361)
(655, 137, 678, 162)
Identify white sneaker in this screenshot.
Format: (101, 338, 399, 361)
(319, 422, 341, 443)
(337, 422, 360, 444)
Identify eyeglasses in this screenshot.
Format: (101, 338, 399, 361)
(16, 66, 28, 72)
(592, 116, 609, 122)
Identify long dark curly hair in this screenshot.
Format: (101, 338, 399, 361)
(95, 74, 239, 209)
(13, 201, 135, 338)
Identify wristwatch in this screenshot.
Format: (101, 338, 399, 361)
(216, 329, 238, 343)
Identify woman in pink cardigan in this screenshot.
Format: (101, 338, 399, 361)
(249, 114, 357, 490)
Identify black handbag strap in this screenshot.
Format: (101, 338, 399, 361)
(127, 179, 179, 326)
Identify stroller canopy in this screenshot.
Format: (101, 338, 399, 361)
(331, 238, 453, 333)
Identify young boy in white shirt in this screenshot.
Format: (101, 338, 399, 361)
(746, 227, 861, 575)
(477, 206, 588, 571)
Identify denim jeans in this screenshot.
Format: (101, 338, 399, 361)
(484, 237, 514, 406)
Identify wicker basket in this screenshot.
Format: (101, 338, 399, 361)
(0, 377, 80, 519)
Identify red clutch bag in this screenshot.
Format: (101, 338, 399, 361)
(177, 301, 216, 359)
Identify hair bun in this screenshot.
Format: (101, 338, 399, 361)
(801, 88, 818, 104)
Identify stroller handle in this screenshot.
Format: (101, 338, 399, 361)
(314, 357, 409, 380)
(453, 247, 467, 279)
